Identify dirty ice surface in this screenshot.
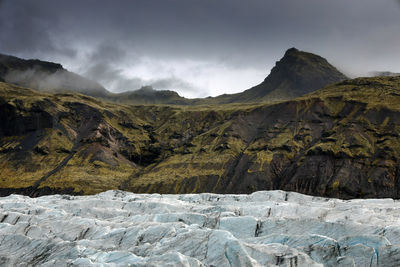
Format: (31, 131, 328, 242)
(1, 190, 400, 266)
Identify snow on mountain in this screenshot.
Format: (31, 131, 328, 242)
(1, 190, 400, 266)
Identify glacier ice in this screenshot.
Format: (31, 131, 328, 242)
(0, 190, 400, 266)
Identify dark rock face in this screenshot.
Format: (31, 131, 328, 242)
(0, 186, 80, 197)
(0, 99, 53, 137)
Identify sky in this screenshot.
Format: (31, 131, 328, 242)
(0, 0, 399, 98)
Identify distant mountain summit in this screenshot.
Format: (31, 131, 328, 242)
(212, 47, 348, 103)
(253, 47, 348, 99)
(111, 85, 189, 105)
(0, 53, 110, 97)
(369, 71, 400, 77)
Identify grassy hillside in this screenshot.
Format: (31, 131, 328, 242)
(1, 76, 400, 198)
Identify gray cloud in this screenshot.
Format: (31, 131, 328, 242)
(84, 61, 144, 93)
(79, 42, 199, 95)
(0, 1, 75, 58)
(0, 0, 399, 97)
(85, 64, 200, 95)
(82, 43, 129, 90)
(150, 78, 198, 94)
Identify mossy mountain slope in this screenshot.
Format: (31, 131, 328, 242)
(1, 76, 400, 199)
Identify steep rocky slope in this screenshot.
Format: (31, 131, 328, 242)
(1, 190, 400, 266)
(206, 48, 347, 104)
(0, 75, 400, 198)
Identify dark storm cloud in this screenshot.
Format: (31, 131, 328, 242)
(82, 43, 129, 89)
(0, 0, 399, 97)
(0, 1, 75, 58)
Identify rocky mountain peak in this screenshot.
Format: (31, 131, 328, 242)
(136, 85, 155, 93)
(206, 48, 348, 104)
(270, 47, 338, 77)
(257, 48, 348, 99)
(283, 47, 300, 56)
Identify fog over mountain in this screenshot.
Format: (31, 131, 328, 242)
(0, 0, 399, 97)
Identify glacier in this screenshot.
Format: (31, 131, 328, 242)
(1, 190, 400, 266)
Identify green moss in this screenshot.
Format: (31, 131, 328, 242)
(332, 180, 340, 191)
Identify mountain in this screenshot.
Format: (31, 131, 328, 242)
(0, 53, 195, 104)
(0, 53, 110, 98)
(207, 48, 347, 104)
(0, 49, 347, 106)
(110, 48, 348, 105)
(1, 75, 400, 199)
(109, 86, 191, 105)
(370, 71, 400, 77)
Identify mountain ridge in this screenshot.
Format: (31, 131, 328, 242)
(0, 48, 348, 105)
(370, 71, 400, 77)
